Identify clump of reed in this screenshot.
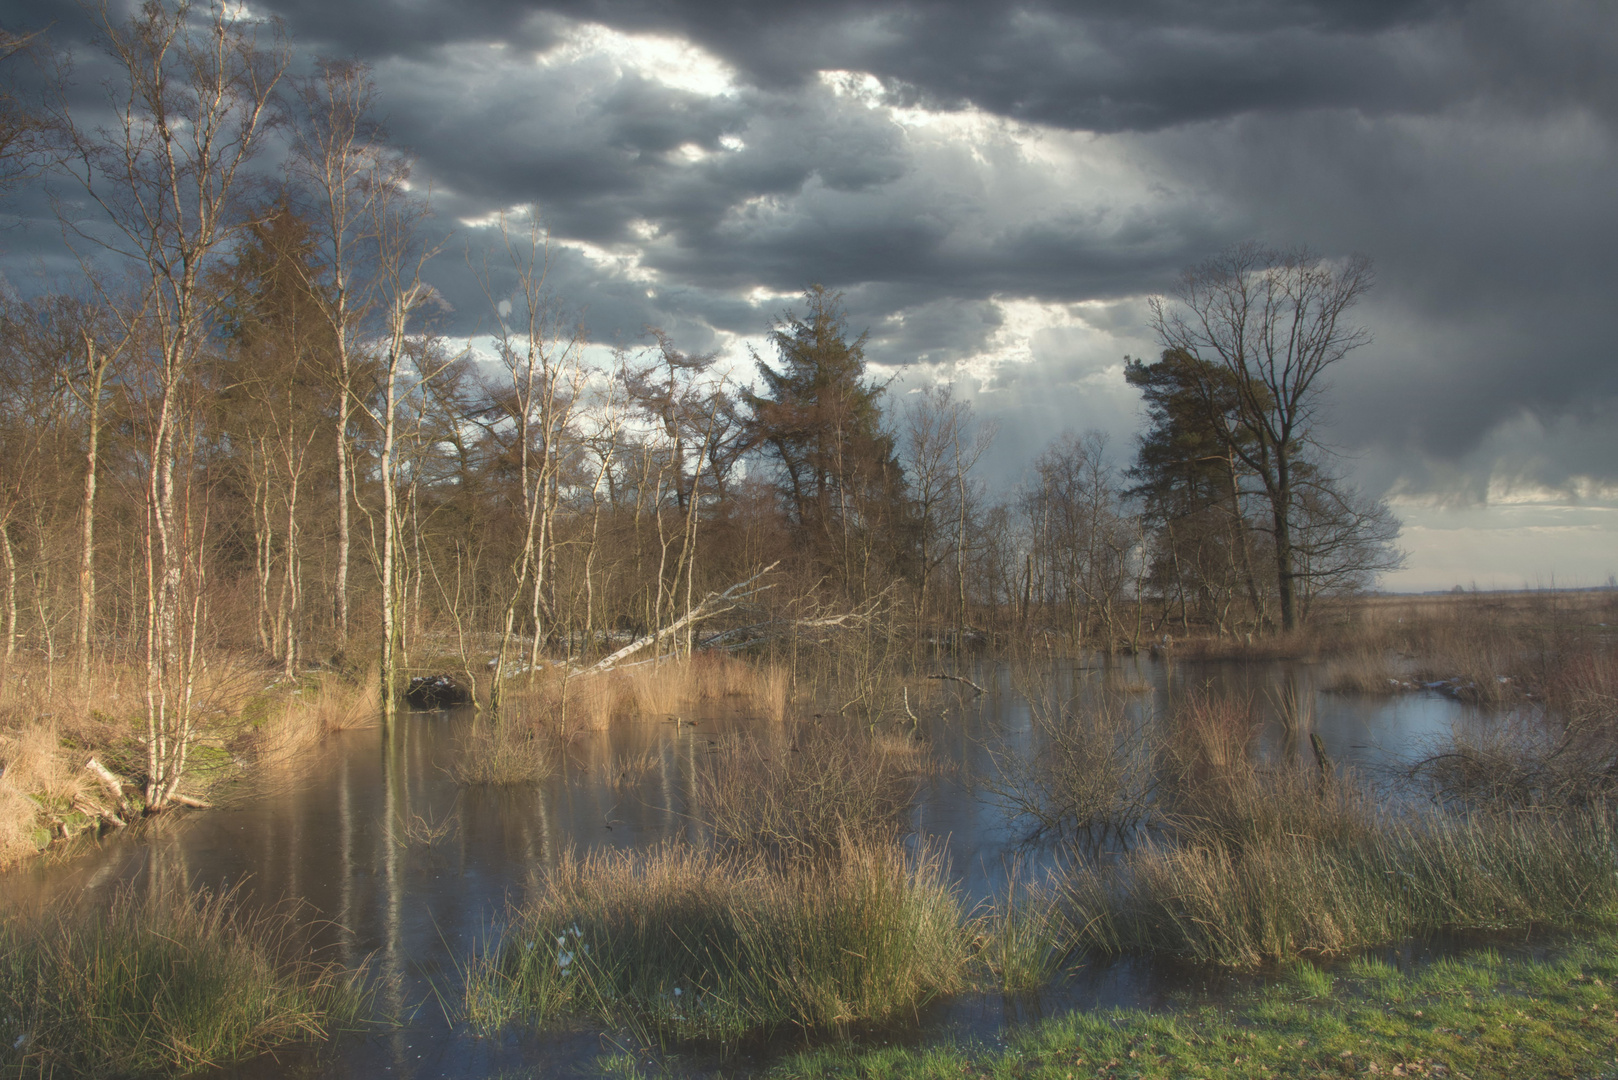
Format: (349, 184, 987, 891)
(464, 838, 970, 1041)
(692, 724, 918, 862)
(449, 715, 557, 785)
(1065, 797, 1618, 968)
(0, 886, 367, 1078)
(973, 871, 1073, 994)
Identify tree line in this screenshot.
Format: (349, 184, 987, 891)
(0, 5, 1401, 779)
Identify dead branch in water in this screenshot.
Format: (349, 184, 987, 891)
(585, 562, 780, 673)
(928, 673, 986, 695)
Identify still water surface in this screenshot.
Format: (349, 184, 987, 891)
(6, 657, 1489, 1078)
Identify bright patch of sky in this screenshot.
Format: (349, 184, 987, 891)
(533, 23, 738, 98)
(552, 237, 658, 285)
(1385, 493, 1618, 592)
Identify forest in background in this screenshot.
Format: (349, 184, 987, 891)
(0, 5, 1403, 807)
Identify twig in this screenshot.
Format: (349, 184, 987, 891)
(927, 673, 986, 695)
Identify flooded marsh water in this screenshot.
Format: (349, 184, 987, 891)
(2, 657, 1503, 1078)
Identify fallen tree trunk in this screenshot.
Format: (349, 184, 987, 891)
(585, 562, 780, 674)
(73, 796, 126, 829)
(83, 757, 135, 817)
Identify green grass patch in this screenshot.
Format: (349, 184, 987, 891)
(0, 886, 369, 1078)
(773, 935, 1618, 1079)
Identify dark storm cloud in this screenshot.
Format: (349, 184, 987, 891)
(4, 0, 1616, 497)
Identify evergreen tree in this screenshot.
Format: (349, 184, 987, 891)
(744, 285, 907, 595)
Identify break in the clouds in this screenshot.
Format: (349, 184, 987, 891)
(5, 0, 1616, 589)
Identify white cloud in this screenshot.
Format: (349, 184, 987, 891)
(534, 23, 738, 98)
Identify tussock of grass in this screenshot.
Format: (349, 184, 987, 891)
(1065, 795, 1618, 968)
(0, 886, 367, 1079)
(465, 839, 970, 1040)
(974, 873, 1073, 994)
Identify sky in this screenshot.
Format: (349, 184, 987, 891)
(4, 0, 1616, 593)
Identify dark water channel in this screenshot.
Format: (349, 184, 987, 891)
(5, 657, 1499, 1078)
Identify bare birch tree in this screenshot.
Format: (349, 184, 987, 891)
(55, 0, 287, 809)
(348, 166, 443, 721)
(473, 211, 586, 715)
(290, 59, 388, 660)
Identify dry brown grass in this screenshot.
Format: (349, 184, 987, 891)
(559, 654, 797, 729)
(0, 659, 141, 868)
(1322, 648, 1410, 694)
(1165, 589, 1618, 687)
(0, 722, 89, 867)
(243, 668, 379, 769)
(1549, 644, 1618, 725)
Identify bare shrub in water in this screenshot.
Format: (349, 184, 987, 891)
(692, 724, 918, 861)
(987, 676, 1158, 846)
(1408, 646, 1618, 810)
(1410, 711, 1618, 810)
(0, 886, 366, 1078)
(464, 838, 969, 1040)
(450, 716, 557, 785)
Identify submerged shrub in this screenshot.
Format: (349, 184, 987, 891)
(692, 724, 917, 861)
(465, 839, 969, 1040)
(988, 680, 1158, 847)
(0, 886, 366, 1078)
(450, 716, 556, 785)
